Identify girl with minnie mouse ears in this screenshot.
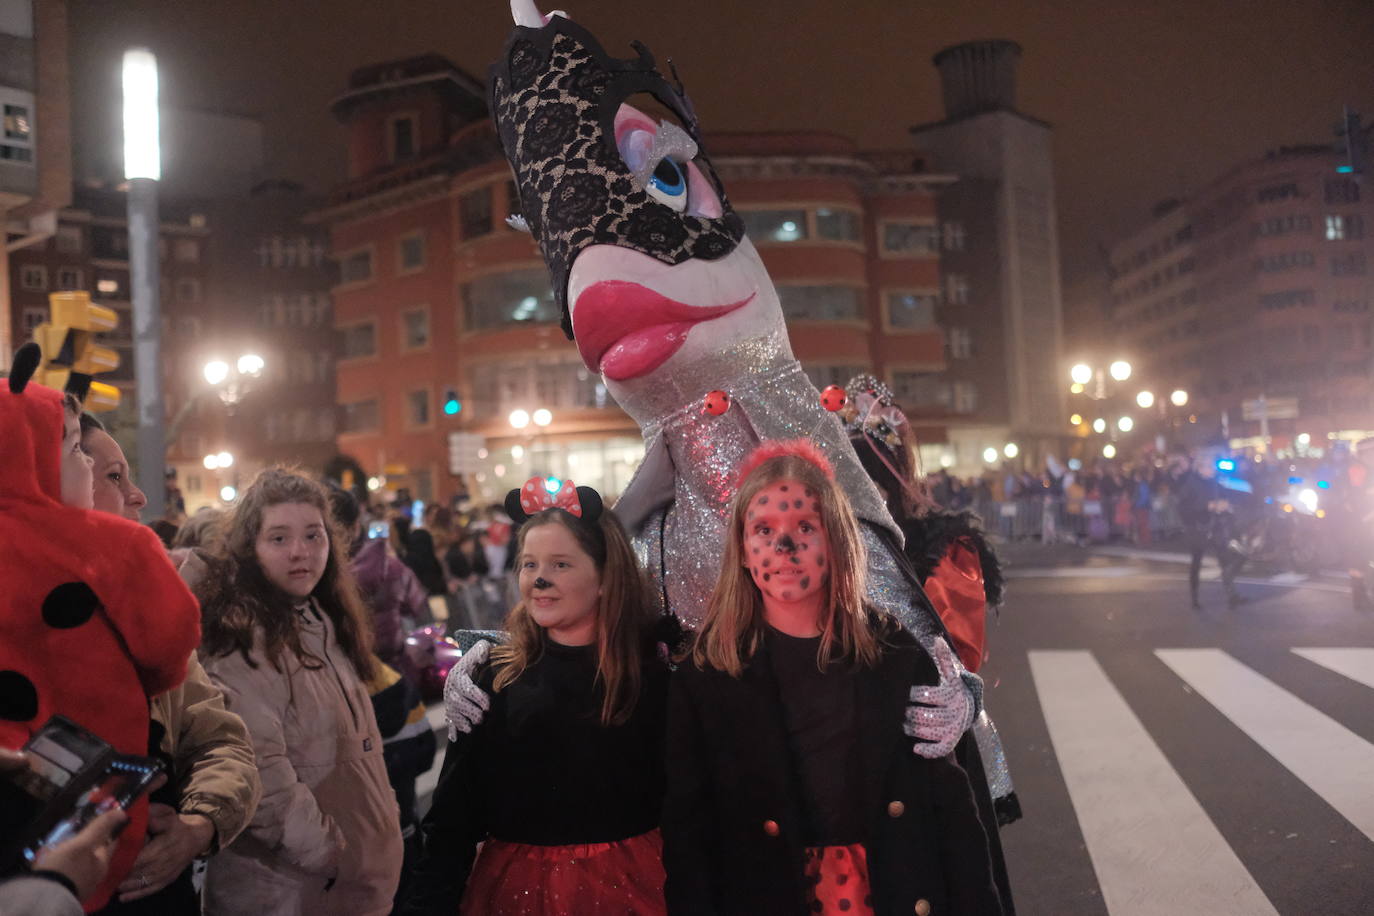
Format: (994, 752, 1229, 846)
(662, 441, 1005, 915)
(406, 478, 673, 915)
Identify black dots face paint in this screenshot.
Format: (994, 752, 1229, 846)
(763, 573, 771, 582)
(780, 485, 788, 492)
(532, 577, 553, 590)
(794, 500, 805, 509)
(800, 576, 811, 590)
(758, 496, 768, 505)
(789, 556, 801, 565)
(781, 591, 793, 600)
(762, 558, 771, 568)
(775, 534, 797, 554)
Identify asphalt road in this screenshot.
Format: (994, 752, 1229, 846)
(416, 542, 1374, 915)
(988, 541, 1374, 915)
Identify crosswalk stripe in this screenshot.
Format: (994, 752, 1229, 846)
(1291, 647, 1374, 691)
(1028, 650, 1277, 915)
(1156, 649, 1374, 843)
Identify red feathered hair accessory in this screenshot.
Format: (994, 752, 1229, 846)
(737, 438, 835, 486)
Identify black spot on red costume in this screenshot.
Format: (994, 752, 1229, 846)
(41, 582, 102, 629)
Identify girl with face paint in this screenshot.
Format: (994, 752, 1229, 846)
(406, 485, 673, 916)
(662, 441, 1006, 916)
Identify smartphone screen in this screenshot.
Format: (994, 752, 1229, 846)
(24, 758, 160, 863)
(368, 520, 390, 540)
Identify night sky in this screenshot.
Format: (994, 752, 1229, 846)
(67, 0, 1374, 283)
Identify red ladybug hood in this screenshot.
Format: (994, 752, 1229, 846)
(0, 368, 65, 510)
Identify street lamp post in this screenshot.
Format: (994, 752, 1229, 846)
(124, 48, 164, 517)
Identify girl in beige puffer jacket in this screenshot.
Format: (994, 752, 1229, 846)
(193, 469, 402, 916)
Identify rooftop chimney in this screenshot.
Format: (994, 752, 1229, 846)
(932, 40, 1022, 120)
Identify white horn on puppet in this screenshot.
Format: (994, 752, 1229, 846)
(510, 0, 567, 27)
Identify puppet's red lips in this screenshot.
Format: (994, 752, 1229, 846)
(573, 281, 753, 381)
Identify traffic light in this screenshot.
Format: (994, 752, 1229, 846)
(32, 291, 122, 412)
(443, 387, 462, 416)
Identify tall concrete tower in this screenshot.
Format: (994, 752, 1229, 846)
(912, 40, 1066, 470)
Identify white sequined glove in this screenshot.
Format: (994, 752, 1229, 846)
(443, 640, 492, 740)
(903, 637, 975, 758)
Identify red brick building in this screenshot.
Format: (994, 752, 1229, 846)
(317, 56, 954, 506)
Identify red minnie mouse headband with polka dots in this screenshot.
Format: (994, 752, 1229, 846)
(737, 439, 835, 487)
(504, 477, 605, 526)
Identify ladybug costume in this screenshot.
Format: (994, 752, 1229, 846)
(0, 343, 200, 911)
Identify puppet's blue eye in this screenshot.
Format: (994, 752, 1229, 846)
(646, 157, 688, 212)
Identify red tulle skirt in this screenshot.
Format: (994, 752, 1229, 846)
(461, 828, 667, 915)
(803, 844, 875, 915)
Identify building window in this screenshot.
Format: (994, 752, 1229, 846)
(741, 209, 808, 243)
(1332, 252, 1367, 277)
(1, 97, 33, 163)
(20, 265, 46, 291)
(944, 274, 970, 305)
(95, 276, 122, 298)
(885, 291, 938, 330)
(56, 267, 83, 291)
(776, 285, 863, 322)
(401, 307, 430, 350)
(802, 364, 868, 391)
(340, 248, 373, 285)
(339, 321, 377, 359)
(460, 186, 493, 240)
(466, 355, 609, 419)
(815, 209, 860, 243)
(882, 221, 940, 256)
(890, 370, 950, 410)
(1255, 251, 1315, 273)
(1334, 299, 1370, 313)
(21, 306, 47, 337)
(340, 399, 379, 434)
(398, 232, 425, 272)
(175, 279, 201, 303)
(407, 389, 431, 427)
(55, 225, 82, 253)
(1259, 289, 1315, 310)
(1257, 182, 1301, 203)
(1325, 178, 1360, 205)
(462, 269, 558, 331)
(947, 327, 973, 359)
(1326, 214, 1365, 241)
(391, 116, 417, 161)
(173, 239, 200, 264)
(951, 381, 978, 413)
(942, 222, 966, 251)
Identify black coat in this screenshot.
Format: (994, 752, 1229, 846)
(662, 620, 1004, 916)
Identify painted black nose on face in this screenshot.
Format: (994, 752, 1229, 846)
(775, 534, 797, 554)
(532, 577, 554, 590)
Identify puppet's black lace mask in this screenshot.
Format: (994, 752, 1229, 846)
(489, 16, 745, 339)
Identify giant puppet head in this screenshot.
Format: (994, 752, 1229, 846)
(490, 1, 791, 416)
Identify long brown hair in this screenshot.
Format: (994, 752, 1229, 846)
(491, 508, 651, 726)
(196, 467, 375, 681)
(692, 451, 882, 677)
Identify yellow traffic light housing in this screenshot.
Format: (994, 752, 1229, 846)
(32, 291, 122, 412)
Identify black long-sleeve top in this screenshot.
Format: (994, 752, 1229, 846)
(404, 640, 669, 914)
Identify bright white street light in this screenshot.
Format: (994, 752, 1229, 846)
(1297, 432, 1312, 447)
(1136, 391, 1155, 409)
(1070, 363, 1093, 386)
(940, 454, 955, 468)
(203, 455, 219, 470)
(509, 409, 530, 430)
(1070, 413, 1083, 426)
(237, 354, 265, 376)
(1003, 443, 1019, 459)
(511, 444, 525, 461)
(1170, 389, 1189, 407)
(1103, 444, 1117, 459)
(1117, 416, 1134, 432)
(1092, 418, 1107, 434)
(203, 360, 230, 385)
(982, 447, 999, 464)
(220, 485, 237, 502)
(216, 451, 233, 468)
(366, 476, 381, 491)
(532, 408, 553, 427)
(1109, 360, 1132, 382)
(122, 49, 161, 181)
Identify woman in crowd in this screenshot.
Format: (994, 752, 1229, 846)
(193, 468, 402, 916)
(662, 441, 1003, 915)
(78, 414, 261, 916)
(404, 479, 670, 915)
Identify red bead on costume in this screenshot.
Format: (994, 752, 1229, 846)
(820, 385, 848, 412)
(702, 390, 731, 416)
